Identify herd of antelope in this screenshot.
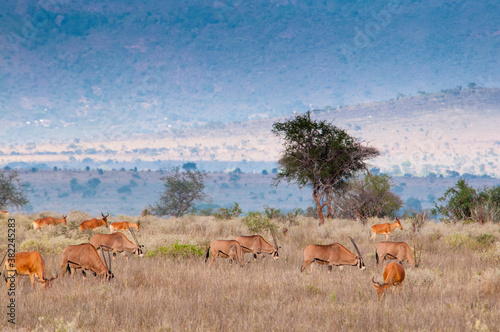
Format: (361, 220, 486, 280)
(4, 213, 416, 298)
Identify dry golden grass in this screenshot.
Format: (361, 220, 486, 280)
(1, 214, 499, 331)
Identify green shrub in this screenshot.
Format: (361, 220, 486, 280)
(147, 243, 204, 258)
(241, 211, 278, 233)
(214, 202, 242, 220)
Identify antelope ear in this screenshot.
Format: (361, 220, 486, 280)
(373, 284, 379, 289)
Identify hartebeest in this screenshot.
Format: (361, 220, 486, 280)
(205, 240, 244, 267)
(370, 219, 403, 241)
(375, 241, 418, 267)
(235, 234, 279, 261)
(372, 262, 405, 297)
(90, 231, 144, 261)
(61, 243, 113, 280)
(79, 212, 109, 231)
(3, 251, 58, 289)
(109, 221, 140, 233)
(301, 237, 365, 273)
(33, 215, 67, 230)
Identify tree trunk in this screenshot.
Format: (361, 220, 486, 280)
(326, 190, 334, 219)
(313, 187, 326, 226)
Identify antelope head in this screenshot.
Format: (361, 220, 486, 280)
(372, 276, 391, 297)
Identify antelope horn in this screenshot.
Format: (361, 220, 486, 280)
(100, 246, 110, 273)
(271, 228, 279, 251)
(371, 275, 379, 285)
(129, 226, 140, 246)
(349, 236, 363, 258)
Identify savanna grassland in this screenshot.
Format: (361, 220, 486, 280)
(1, 212, 499, 331)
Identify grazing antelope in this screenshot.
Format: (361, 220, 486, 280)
(375, 242, 418, 267)
(3, 251, 58, 289)
(90, 231, 144, 261)
(235, 234, 279, 261)
(205, 240, 244, 267)
(372, 262, 405, 297)
(301, 237, 365, 273)
(370, 219, 402, 241)
(79, 212, 109, 231)
(61, 243, 113, 280)
(109, 221, 140, 233)
(33, 215, 67, 230)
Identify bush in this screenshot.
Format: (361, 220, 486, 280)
(147, 243, 204, 258)
(214, 202, 242, 220)
(433, 179, 500, 223)
(241, 211, 278, 233)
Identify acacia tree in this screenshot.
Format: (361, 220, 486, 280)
(152, 167, 208, 217)
(272, 111, 379, 226)
(0, 170, 29, 210)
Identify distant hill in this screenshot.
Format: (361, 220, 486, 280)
(1, 87, 499, 177)
(1, 0, 500, 143)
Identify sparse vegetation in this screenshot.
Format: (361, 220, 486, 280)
(1, 214, 500, 331)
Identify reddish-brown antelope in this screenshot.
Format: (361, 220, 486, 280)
(205, 240, 244, 267)
(372, 262, 405, 297)
(33, 215, 67, 230)
(79, 212, 109, 231)
(109, 221, 140, 233)
(235, 234, 279, 261)
(301, 237, 365, 273)
(370, 219, 403, 241)
(375, 241, 418, 267)
(3, 251, 58, 289)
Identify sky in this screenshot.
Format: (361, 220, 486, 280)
(1, 0, 499, 143)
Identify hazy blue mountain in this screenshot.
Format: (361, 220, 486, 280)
(1, 0, 499, 144)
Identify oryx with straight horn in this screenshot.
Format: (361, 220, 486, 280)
(301, 237, 366, 273)
(235, 231, 280, 261)
(205, 240, 245, 267)
(90, 226, 144, 261)
(61, 243, 113, 280)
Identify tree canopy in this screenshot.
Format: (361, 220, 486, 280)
(152, 167, 208, 217)
(0, 170, 29, 210)
(272, 111, 379, 225)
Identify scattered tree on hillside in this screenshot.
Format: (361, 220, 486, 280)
(152, 167, 208, 217)
(272, 111, 379, 226)
(0, 170, 29, 210)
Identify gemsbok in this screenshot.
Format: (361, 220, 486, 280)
(3, 251, 58, 289)
(370, 218, 403, 241)
(372, 262, 405, 297)
(301, 237, 365, 273)
(205, 240, 245, 267)
(375, 241, 418, 267)
(90, 229, 144, 261)
(79, 212, 109, 231)
(61, 243, 113, 280)
(33, 215, 67, 230)
(235, 233, 279, 261)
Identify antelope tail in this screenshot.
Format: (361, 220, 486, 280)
(375, 250, 379, 265)
(205, 246, 211, 262)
